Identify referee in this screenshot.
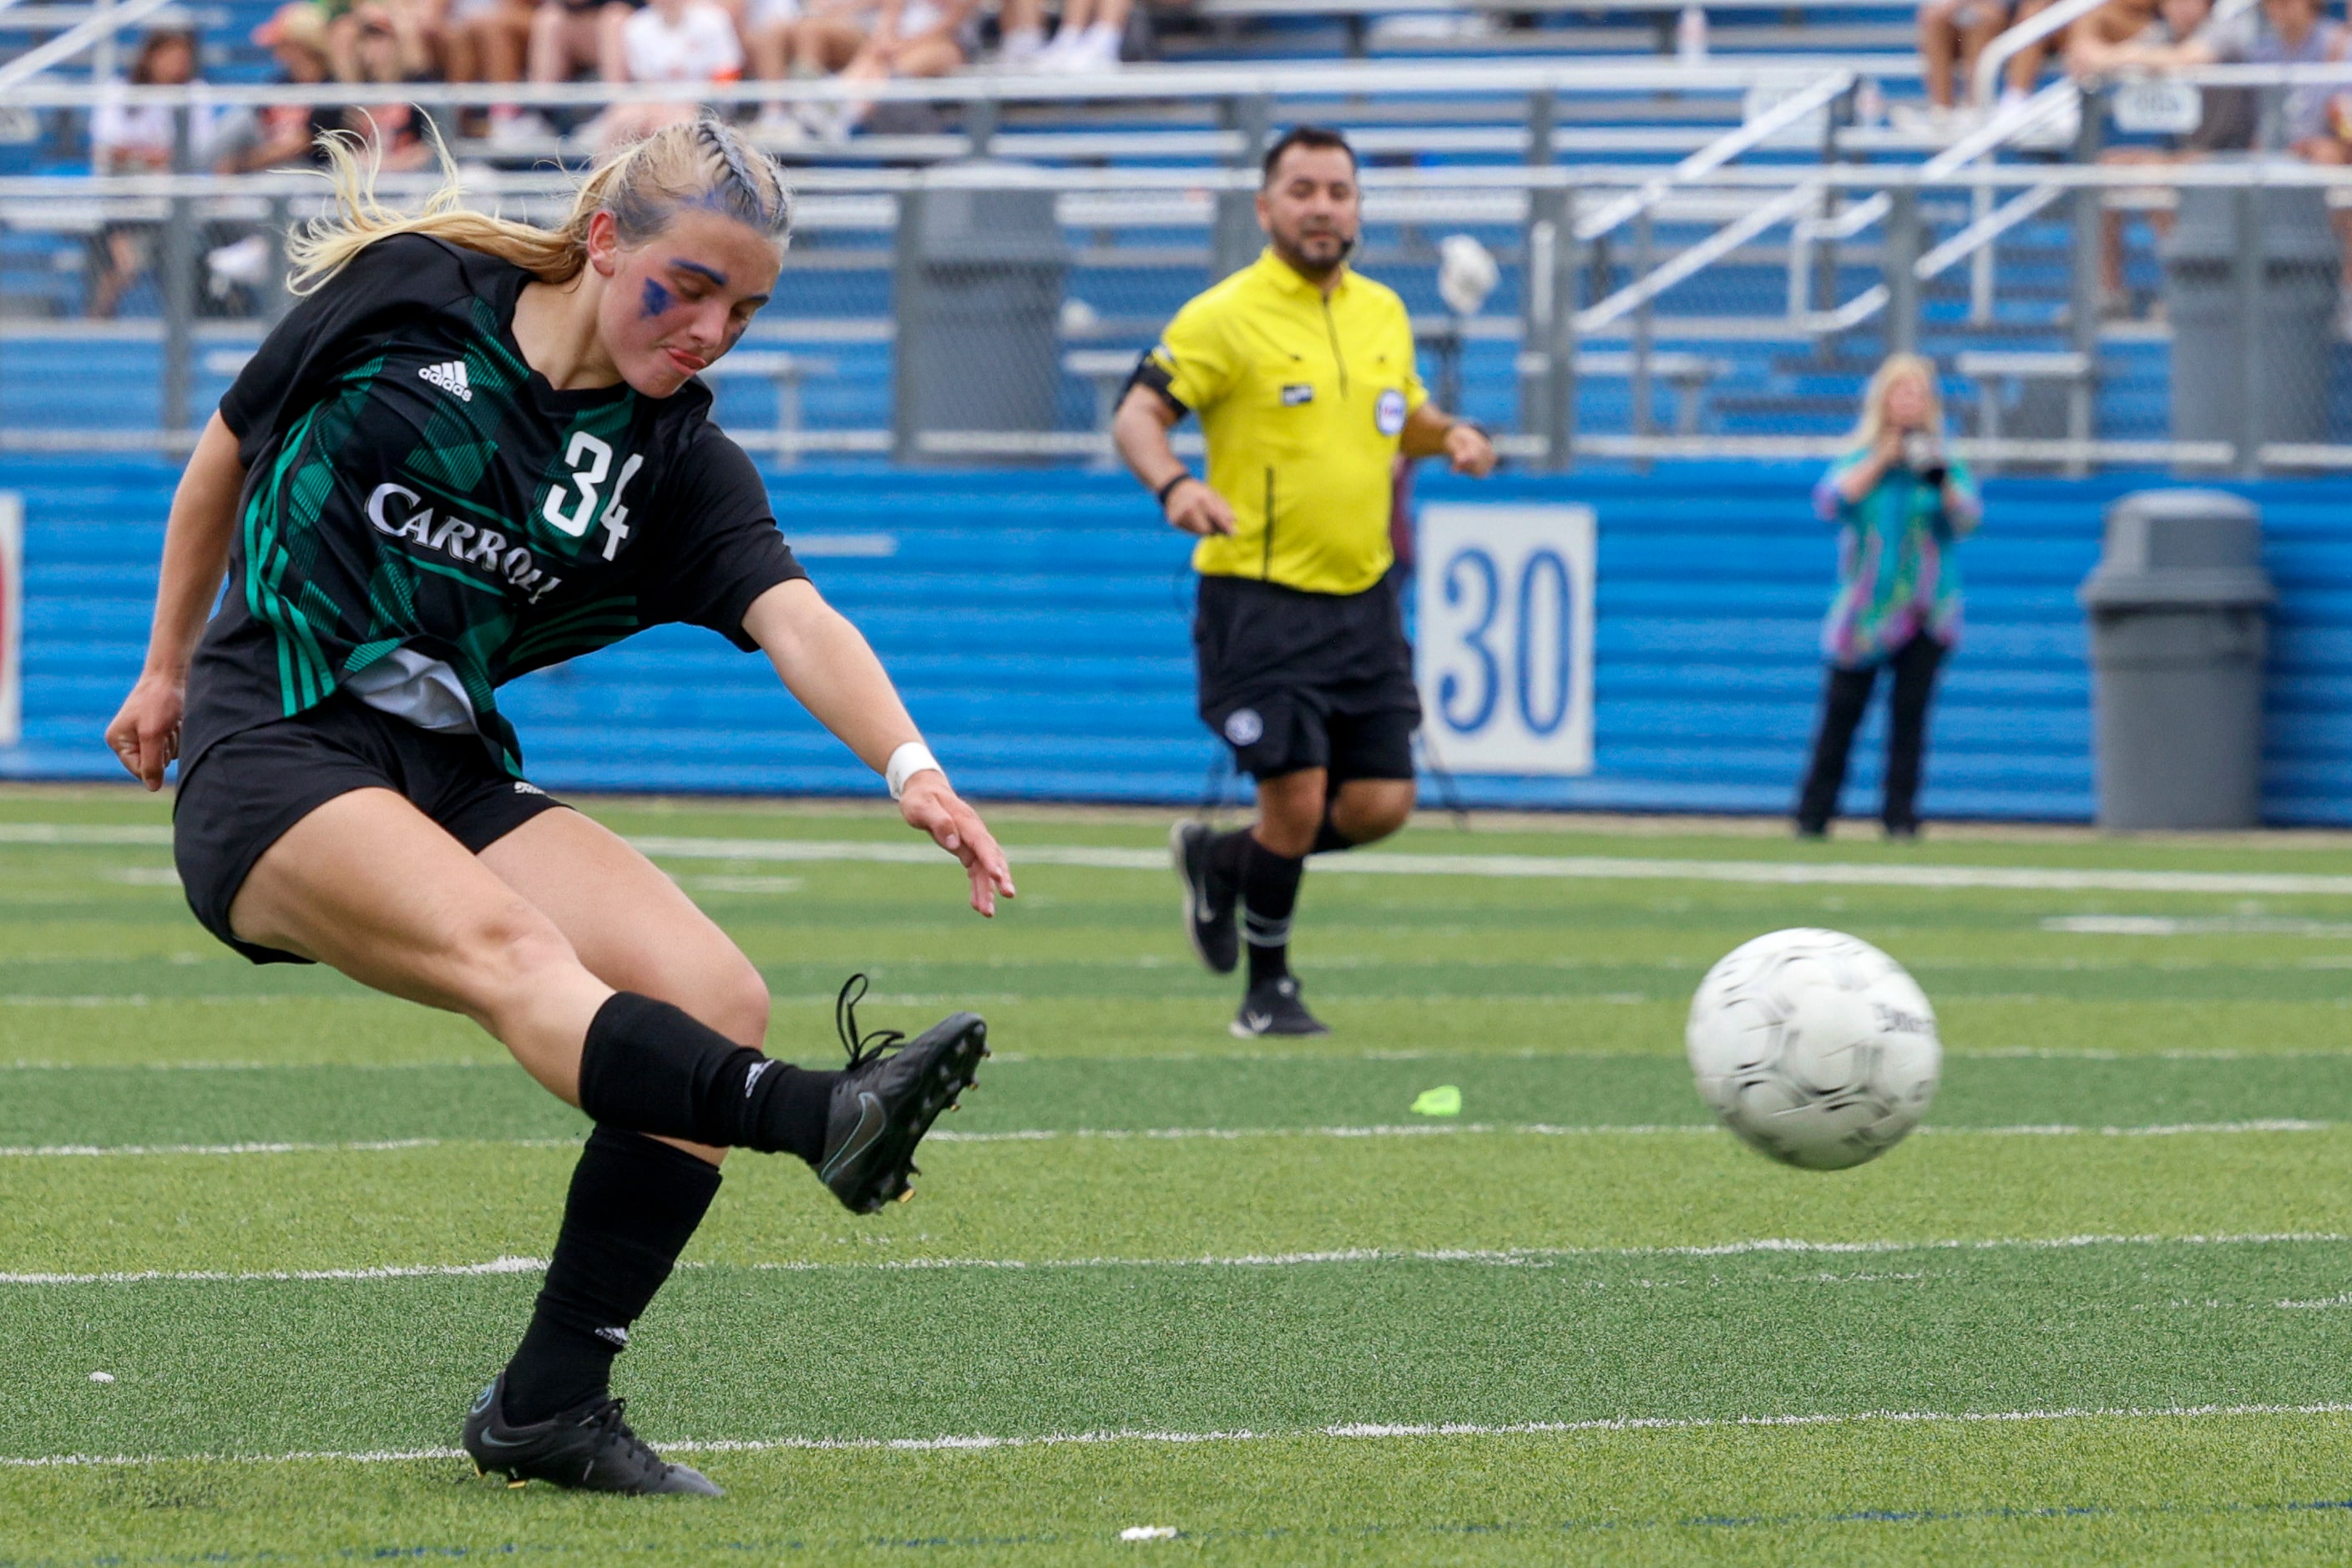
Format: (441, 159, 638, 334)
(1114, 124, 1496, 1039)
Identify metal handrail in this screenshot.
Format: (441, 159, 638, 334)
(1578, 180, 1819, 330)
(4, 53, 1919, 104)
(1970, 0, 2256, 104)
(1969, 0, 2107, 107)
(1573, 68, 1853, 242)
(14, 150, 2352, 201)
(0, 0, 174, 90)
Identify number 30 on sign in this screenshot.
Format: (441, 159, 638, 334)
(1414, 504, 1596, 776)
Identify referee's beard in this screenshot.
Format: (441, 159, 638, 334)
(1269, 225, 1356, 286)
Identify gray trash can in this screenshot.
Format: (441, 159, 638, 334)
(891, 169, 1070, 465)
(2164, 186, 2339, 448)
(2078, 489, 2274, 829)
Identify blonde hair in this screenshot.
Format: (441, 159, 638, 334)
(286, 115, 793, 295)
(1850, 352, 1945, 447)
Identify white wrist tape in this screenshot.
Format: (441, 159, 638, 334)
(885, 741, 943, 801)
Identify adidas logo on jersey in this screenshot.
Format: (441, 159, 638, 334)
(418, 361, 473, 402)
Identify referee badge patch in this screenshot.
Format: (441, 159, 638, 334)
(1223, 707, 1265, 746)
(1375, 388, 1409, 436)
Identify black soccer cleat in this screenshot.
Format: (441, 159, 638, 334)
(817, 974, 989, 1215)
(1171, 820, 1240, 974)
(462, 1374, 721, 1496)
(1230, 975, 1329, 1039)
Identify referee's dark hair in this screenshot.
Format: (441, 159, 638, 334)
(1262, 125, 1358, 185)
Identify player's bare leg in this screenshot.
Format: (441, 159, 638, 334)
(232, 789, 987, 1491)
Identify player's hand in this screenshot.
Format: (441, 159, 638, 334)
(104, 671, 185, 792)
(1163, 478, 1237, 538)
(1445, 422, 1498, 478)
(899, 772, 1018, 917)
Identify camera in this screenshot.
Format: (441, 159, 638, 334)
(1903, 432, 1948, 489)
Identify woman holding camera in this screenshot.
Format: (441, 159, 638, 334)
(1794, 353, 1981, 841)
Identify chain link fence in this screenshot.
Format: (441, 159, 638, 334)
(8, 72, 2352, 472)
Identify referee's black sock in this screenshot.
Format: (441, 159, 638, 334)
(1206, 826, 1252, 889)
(501, 1127, 721, 1426)
(1239, 837, 1305, 987)
(577, 992, 839, 1162)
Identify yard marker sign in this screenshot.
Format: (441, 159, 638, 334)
(1415, 504, 1596, 776)
(0, 492, 20, 749)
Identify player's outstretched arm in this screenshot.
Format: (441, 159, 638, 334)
(742, 579, 1017, 916)
(104, 412, 245, 790)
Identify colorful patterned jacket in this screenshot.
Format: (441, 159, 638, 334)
(1813, 447, 1982, 669)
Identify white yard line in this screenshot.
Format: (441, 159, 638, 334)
(623, 832, 2352, 898)
(6, 1230, 2342, 1287)
(11, 1400, 2352, 1469)
(17, 823, 2352, 898)
(0, 1256, 547, 1285)
(0, 1137, 580, 1157)
(0, 1120, 2331, 1159)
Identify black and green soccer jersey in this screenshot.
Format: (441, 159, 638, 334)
(181, 232, 806, 780)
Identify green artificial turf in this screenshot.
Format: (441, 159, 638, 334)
(8, 788, 2352, 1564)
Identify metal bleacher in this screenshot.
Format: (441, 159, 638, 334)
(13, 3, 2352, 822)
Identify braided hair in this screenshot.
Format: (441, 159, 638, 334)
(291, 114, 794, 292)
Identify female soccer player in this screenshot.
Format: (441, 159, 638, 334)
(103, 116, 1015, 1496)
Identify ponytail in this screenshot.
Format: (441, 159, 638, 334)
(286, 114, 793, 296)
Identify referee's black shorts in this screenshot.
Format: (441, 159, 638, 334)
(1193, 573, 1421, 785)
(173, 690, 569, 965)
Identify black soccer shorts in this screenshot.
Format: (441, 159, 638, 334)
(173, 690, 569, 965)
(1192, 573, 1422, 784)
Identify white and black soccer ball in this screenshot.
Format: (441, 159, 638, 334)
(1685, 928, 1941, 1171)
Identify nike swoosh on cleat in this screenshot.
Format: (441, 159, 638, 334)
(818, 1092, 888, 1181)
(473, 1431, 530, 1450)
(1242, 1011, 1272, 1033)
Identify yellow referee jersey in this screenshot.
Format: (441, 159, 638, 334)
(1145, 248, 1428, 597)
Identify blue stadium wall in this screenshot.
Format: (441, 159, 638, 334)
(3, 457, 2346, 824)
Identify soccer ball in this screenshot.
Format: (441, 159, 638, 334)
(1685, 928, 1941, 1171)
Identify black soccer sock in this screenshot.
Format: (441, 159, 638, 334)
(502, 1127, 721, 1425)
(1310, 812, 1356, 855)
(577, 992, 838, 1161)
(1239, 835, 1306, 988)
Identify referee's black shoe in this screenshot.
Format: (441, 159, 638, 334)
(1171, 821, 1240, 974)
(817, 974, 989, 1215)
(1232, 975, 1329, 1039)
(463, 1375, 721, 1495)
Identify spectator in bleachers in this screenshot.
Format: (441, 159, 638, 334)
(2113, 0, 2352, 326)
(489, 0, 632, 143)
(214, 3, 347, 171)
(753, 0, 975, 140)
(998, 0, 1126, 70)
(1912, 0, 2012, 126)
(1909, 0, 2067, 128)
(2117, 0, 2347, 142)
(339, 0, 442, 84)
(442, 0, 536, 134)
(2068, 0, 2217, 316)
(1795, 354, 1980, 842)
(341, 3, 447, 170)
(87, 28, 219, 317)
(588, 0, 743, 149)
